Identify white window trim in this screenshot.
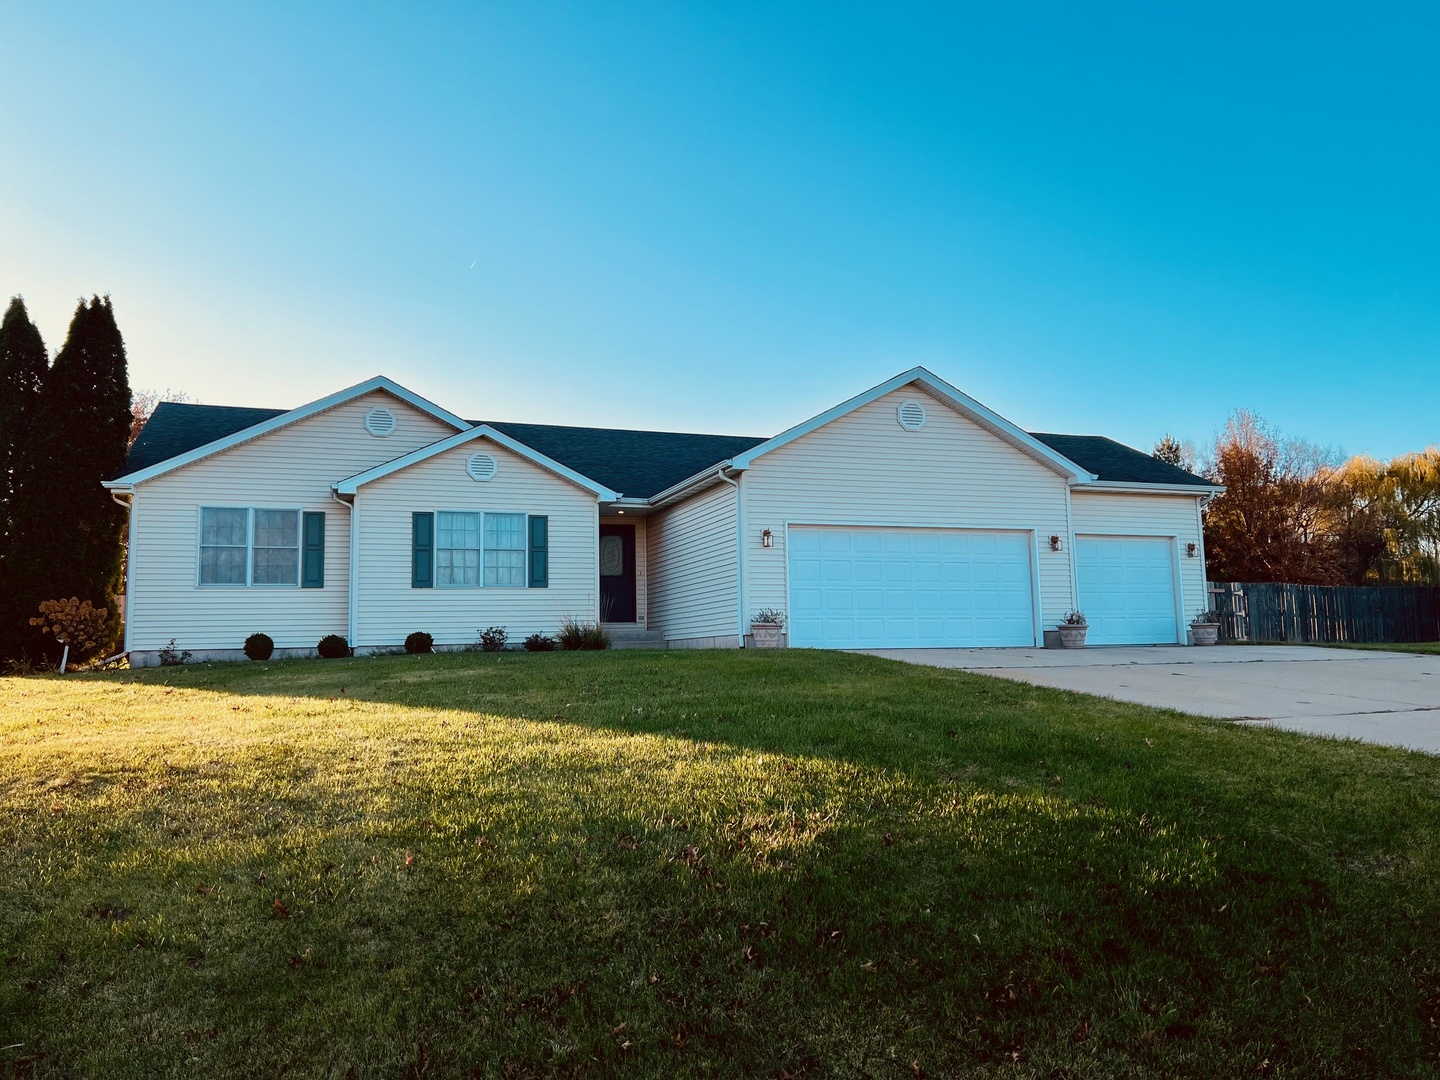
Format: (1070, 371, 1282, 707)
(196, 506, 303, 589)
(431, 508, 530, 590)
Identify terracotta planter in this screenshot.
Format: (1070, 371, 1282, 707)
(750, 622, 784, 648)
(1191, 623, 1219, 646)
(1057, 624, 1088, 649)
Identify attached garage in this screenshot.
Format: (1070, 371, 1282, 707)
(787, 526, 1036, 649)
(1074, 536, 1180, 645)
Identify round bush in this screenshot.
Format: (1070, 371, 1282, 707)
(317, 634, 351, 659)
(404, 631, 434, 654)
(243, 633, 274, 661)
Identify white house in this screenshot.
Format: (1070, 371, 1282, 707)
(105, 368, 1219, 665)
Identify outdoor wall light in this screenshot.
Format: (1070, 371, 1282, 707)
(1049, 534, 1063, 552)
(1186, 542, 1199, 558)
(761, 528, 774, 548)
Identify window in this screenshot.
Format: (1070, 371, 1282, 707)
(253, 510, 300, 585)
(436, 511, 481, 587)
(198, 507, 303, 586)
(200, 508, 248, 585)
(484, 513, 527, 587)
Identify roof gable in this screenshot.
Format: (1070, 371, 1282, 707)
(333, 425, 620, 500)
(727, 367, 1096, 482)
(107, 377, 470, 487)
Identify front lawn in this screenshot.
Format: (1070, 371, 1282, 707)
(3, 650, 1438, 1077)
(1314, 641, 1440, 655)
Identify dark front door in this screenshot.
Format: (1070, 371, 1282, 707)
(599, 523, 637, 622)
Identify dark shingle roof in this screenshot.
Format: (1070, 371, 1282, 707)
(118, 402, 765, 497)
(481, 421, 765, 499)
(124, 402, 286, 475)
(119, 402, 1213, 495)
(1029, 433, 1214, 487)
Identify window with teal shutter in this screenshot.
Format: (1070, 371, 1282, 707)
(301, 511, 325, 588)
(412, 512, 434, 588)
(528, 515, 548, 588)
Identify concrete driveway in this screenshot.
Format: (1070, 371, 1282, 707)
(859, 645, 1440, 754)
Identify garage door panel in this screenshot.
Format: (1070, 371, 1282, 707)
(1076, 536, 1178, 645)
(789, 526, 1035, 649)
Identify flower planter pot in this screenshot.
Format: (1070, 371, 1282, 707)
(1057, 624, 1088, 649)
(1191, 623, 1219, 646)
(750, 622, 784, 649)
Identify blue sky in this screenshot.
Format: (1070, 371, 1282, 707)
(2, 3, 1435, 459)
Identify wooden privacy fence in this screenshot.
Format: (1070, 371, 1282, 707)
(1208, 582, 1440, 644)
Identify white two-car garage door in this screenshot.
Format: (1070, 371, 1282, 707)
(1074, 536, 1179, 645)
(788, 526, 1035, 649)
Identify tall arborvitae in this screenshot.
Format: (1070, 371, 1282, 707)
(8, 297, 131, 658)
(0, 298, 50, 659)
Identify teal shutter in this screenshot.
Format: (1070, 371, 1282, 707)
(528, 515, 548, 588)
(301, 511, 325, 588)
(412, 512, 434, 588)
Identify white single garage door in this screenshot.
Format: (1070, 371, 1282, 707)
(1074, 536, 1179, 645)
(788, 526, 1035, 649)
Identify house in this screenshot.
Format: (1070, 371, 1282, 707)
(105, 368, 1220, 665)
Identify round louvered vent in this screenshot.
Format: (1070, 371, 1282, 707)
(466, 452, 498, 482)
(364, 406, 397, 438)
(896, 400, 927, 431)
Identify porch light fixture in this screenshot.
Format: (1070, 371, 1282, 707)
(616, 509, 625, 514)
(1186, 542, 1199, 558)
(1049, 534, 1063, 552)
(761, 529, 773, 548)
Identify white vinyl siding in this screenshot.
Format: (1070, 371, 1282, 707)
(743, 385, 1074, 633)
(126, 391, 457, 653)
(788, 526, 1036, 648)
(1069, 491, 1208, 630)
(353, 439, 597, 648)
(647, 483, 738, 644)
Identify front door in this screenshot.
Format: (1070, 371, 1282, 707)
(599, 523, 637, 622)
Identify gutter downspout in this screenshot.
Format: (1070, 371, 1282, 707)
(715, 466, 745, 646)
(110, 490, 134, 659)
(331, 490, 357, 649)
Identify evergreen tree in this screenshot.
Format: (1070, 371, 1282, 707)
(8, 297, 131, 658)
(0, 298, 49, 658)
(1153, 434, 1184, 467)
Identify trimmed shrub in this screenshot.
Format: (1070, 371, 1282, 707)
(523, 633, 556, 652)
(244, 633, 274, 661)
(317, 634, 350, 659)
(404, 631, 433, 655)
(478, 626, 508, 652)
(557, 618, 609, 651)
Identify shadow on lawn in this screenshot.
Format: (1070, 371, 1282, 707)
(10, 648, 1436, 1074)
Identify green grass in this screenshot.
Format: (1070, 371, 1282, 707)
(2, 650, 1438, 1078)
(1312, 641, 1440, 655)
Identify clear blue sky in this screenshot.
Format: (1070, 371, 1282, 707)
(2, 3, 1435, 459)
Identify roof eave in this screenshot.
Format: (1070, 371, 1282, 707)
(646, 462, 735, 508)
(1072, 480, 1224, 495)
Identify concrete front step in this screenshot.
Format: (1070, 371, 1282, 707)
(603, 624, 666, 650)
